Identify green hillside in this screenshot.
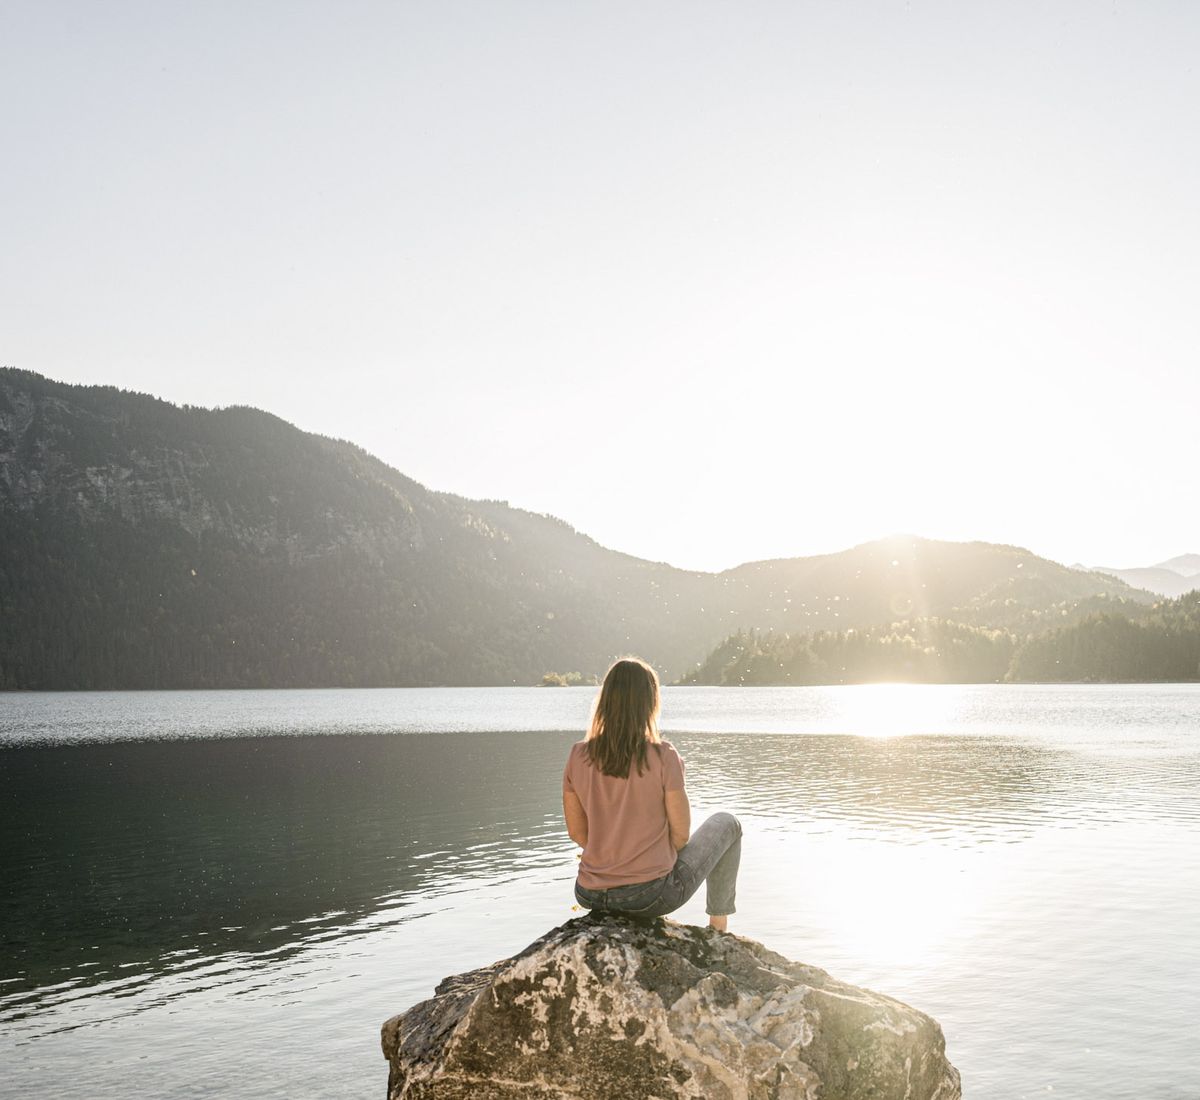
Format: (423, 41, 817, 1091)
(1008, 592, 1200, 682)
(682, 593, 1199, 686)
(0, 369, 1153, 689)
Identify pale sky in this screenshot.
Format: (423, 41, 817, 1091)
(3, 1, 1197, 572)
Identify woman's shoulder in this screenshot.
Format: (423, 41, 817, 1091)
(652, 739, 684, 764)
(653, 739, 686, 789)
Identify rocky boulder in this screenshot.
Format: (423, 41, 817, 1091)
(381, 914, 961, 1099)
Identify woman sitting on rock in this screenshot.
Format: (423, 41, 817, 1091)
(563, 656, 742, 931)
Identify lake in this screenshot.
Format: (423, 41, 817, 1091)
(2, 684, 1199, 1099)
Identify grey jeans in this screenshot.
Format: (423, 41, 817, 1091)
(573, 812, 742, 918)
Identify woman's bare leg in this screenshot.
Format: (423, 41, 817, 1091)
(708, 915, 728, 932)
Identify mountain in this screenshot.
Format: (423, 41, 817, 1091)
(1007, 591, 1200, 682)
(1091, 558, 1200, 598)
(1156, 554, 1200, 577)
(0, 369, 1152, 689)
(693, 537, 1151, 635)
(684, 588, 1200, 686)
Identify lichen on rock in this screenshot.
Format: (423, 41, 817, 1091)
(381, 914, 961, 1100)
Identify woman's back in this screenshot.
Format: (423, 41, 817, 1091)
(564, 656, 741, 931)
(563, 739, 685, 889)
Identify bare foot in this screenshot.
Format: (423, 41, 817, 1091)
(708, 915, 728, 933)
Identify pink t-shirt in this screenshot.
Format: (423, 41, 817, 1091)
(563, 738, 686, 890)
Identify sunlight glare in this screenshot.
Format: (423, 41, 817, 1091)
(803, 838, 996, 967)
(831, 683, 965, 739)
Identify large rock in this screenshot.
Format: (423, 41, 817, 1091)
(381, 914, 961, 1100)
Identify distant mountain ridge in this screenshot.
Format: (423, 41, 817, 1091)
(0, 369, 1153, 689)
(1158, 554, 1200, 576)
(1091, 555, 1200, 598)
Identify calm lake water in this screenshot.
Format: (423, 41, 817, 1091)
(2, 684, 1199, 1099)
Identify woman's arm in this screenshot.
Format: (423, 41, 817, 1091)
(563, 791, 589, 848)
(665, 788, 691, 851)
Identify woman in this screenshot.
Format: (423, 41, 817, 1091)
(562, 656, 742, 931)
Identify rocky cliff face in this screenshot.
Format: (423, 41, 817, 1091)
(381, 915, 961, 1100)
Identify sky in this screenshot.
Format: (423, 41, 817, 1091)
(2, 1, 1197, 572)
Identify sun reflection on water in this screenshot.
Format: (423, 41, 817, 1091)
(785, 835, 992, 968)
(829, 682, 967, 738)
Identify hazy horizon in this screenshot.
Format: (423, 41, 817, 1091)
(4, 1, 1198, 571)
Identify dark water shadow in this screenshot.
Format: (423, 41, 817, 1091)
(0, 731, 579, 1009)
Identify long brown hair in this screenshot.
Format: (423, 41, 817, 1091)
(585, 656, 662, 778)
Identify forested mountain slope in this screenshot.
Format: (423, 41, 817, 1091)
(682, 591, 1197, 686)
(1008, 591, 1200, 682)
(0, 369, 1150, 688)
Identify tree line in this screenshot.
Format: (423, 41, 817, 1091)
(680, 592, 1200, 685)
